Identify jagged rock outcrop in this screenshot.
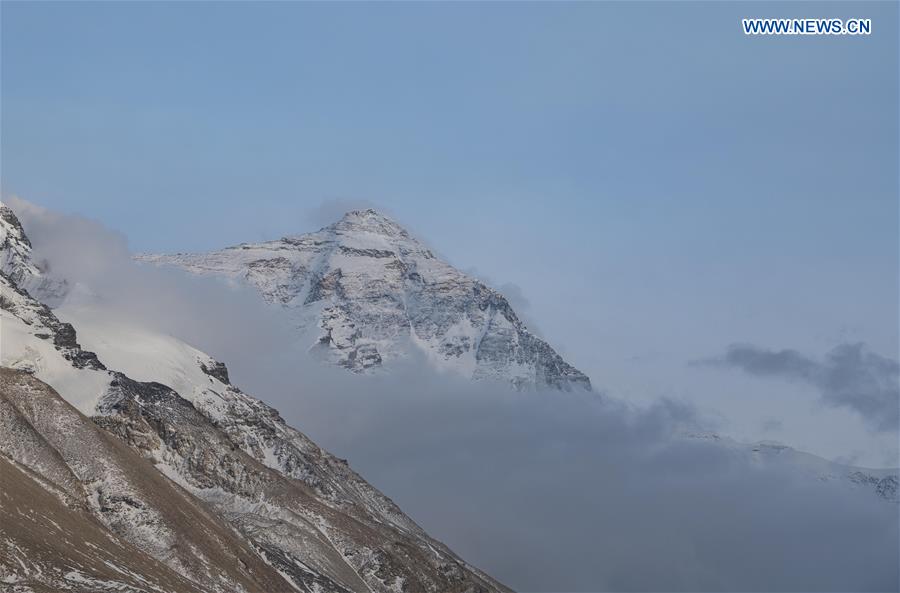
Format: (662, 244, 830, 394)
(138, 209, 592, 391)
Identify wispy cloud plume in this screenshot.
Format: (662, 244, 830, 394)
(695, 343, 899, 432)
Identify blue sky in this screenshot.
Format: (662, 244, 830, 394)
(2, 1, 898, 465)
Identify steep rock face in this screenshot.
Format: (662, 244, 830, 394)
(138, 209, 591, 391)
(0, 203, 511, 593)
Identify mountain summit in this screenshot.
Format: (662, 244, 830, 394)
(140, 209, 592, 391)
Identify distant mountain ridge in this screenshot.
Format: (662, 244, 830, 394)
(139, 209, 592, 391)
(682, 432, 898, 503)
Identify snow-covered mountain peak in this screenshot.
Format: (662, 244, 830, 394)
(329, 208, 414, 239)
(141, 211, 593, 390)
(276, 208, 432, 262)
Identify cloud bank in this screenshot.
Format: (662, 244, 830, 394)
(7, 198, 899, 592)
(697, 343, 899, 433)
(248, 359, 898, 593)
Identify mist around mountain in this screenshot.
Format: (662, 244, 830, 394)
(2, 198, 899, 592)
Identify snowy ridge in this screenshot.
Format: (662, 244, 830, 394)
(684, 432, 898, 502)
(138, 209, 592, 391)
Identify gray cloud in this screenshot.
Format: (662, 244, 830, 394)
(761, 417, 784, 433)
(697, 343, 899, 433)
(259, 360, 898, 593)
(10, 199, 900, 593)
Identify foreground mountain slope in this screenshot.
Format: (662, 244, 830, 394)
(0, 369, 290, 593)
(138, 209, 591, 391)
(0, 455, 206, 593)
(0, 202, 511, 592)
(56, 307, 433, 537)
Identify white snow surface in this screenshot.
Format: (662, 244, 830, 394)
(56, 307, 220, 407)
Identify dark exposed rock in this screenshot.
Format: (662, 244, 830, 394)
(849, 471, 899, 503)
(199, 359, 230, 384)
(339, 245, 396, 258)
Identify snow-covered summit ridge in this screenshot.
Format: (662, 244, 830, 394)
(140, 209, 592, 391)
(326, 208, 419, 240)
